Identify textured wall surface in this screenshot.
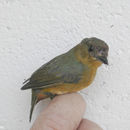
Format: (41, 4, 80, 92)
(0, 0, 130, 130)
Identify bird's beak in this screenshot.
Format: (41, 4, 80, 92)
(97, 56, 108, 65)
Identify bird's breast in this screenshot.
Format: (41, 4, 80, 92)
(80, 67, 97, 87)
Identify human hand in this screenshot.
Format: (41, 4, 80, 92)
(31, 93, 103, 130)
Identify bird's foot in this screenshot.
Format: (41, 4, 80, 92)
(44, 92, 57, 100)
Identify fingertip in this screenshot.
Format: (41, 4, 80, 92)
(31, 93, 86, 130)
(52, 93, 86, 110)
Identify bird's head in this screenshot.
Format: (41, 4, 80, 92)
(81, 37, 109, 65)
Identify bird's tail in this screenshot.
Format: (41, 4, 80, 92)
(29, 90, 38, 122)
(29, 90, 49, 122)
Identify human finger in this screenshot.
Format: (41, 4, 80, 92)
(77, 119, 103, 130)
(31, 93, 86, 130)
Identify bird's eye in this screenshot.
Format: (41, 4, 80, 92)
(88, 45, 93, 52)
(102, 48, 106, 52)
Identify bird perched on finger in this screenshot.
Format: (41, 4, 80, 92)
(21, 37, 109, 121)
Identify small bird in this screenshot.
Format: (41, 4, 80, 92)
(21, 37, 109, 121)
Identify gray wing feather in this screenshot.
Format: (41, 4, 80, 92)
(21, 51, 84, 90)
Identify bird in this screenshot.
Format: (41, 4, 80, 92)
(21, 37, 109, 121)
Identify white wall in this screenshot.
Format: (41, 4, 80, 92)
(0, 0, 130, 130)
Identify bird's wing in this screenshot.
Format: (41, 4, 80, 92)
(21, 52, 84, 90)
